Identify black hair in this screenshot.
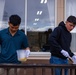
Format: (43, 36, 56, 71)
(20, 29, 25, 32)
(9, 14, 21, 26)
(67, 15, 76, 25)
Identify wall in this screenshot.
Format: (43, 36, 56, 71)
(57, 0, 65, 25)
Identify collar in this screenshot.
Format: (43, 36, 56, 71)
(6, 27, 20, 35)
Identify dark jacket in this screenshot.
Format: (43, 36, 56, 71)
(48, 21, 74, 59)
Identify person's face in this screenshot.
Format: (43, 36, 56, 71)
(9, 22, 19, 33)
(65, 21, 75, 32)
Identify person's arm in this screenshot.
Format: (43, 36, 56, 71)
(68, 49, 74, 57)
(22, 34, 30, 57)
(48, 27, 62, 52)
(68, 34, 74, 57)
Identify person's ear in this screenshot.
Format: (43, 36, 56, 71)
(65, 21, 68, 24)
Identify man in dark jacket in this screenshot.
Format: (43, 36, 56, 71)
(48, 15, 76, 75)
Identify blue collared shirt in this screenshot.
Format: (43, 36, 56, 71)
(0, 28, 29, 63)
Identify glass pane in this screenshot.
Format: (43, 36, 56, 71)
(65, 0, 76, 18)
(27, 0, 55, 52)
(0, 0, 5, 29)
(65, 0, 76, 52)
(0, 0, 25, 30)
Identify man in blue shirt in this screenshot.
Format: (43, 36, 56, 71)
(0, 14, 30, 63)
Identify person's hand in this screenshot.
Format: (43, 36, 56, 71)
(72, 55, 76, 61)
(61, 50, 69, 57)
(72, 55, 76, 64)
(25, 50, 30, 57)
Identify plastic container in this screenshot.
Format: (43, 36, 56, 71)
(16, 50, 27, 61)
(68, 56, 76, 64)
(72, 59, 76, 64)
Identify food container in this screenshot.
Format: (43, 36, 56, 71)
(16, 50, 27, 62)
(68, 56, 76, 64)
(72, 59, 76, 64)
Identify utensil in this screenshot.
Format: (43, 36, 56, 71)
(68, 56, 76, 64)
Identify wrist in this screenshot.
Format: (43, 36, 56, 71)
(26, 49, 30, 52)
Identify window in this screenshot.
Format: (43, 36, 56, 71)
(65, 0, 76, 52)
(0, 0, 25, 30)
(0, 0, 56, 52)
(65, 0, 76, 18)
(27, 0, 56, 52)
